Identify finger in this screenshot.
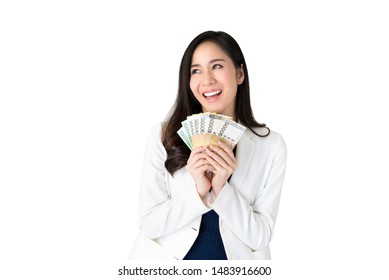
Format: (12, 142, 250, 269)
(187, 146, 207, 162)
(188, 154, 216, 171)
(187, 146, 208, 166)
(216, 141, 235, 159)
(191, 158, 211, 169)
(206, 153, 234, 176)
(200, 164, 216, 173)
(205, 152, 222, 171)
(194, 163, 216, 175)
(205, 149, 226, 170)
(193, 145, 208, 154)
(215, 141, 237, 166)
(207, 145, 235, 169)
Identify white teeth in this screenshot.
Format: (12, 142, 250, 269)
(203, 90, 221, 97)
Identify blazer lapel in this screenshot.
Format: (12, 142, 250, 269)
(229, 129, 256, 190)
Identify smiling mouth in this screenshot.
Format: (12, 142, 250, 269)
(203, 90, 222, 98)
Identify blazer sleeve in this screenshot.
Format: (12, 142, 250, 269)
(209, 133, 287, 251)
(137, 123, 210, 239)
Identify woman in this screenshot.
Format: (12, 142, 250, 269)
(129, 31, 287, 260)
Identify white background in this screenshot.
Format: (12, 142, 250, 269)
(1, 0, 388, 279)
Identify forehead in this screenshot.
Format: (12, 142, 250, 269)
(191, 41, 231, 64)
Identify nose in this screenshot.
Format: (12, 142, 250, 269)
(202, 70, 216, 86)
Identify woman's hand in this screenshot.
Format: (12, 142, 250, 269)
(205, 141, 237, 196)
(186, 146, 215, 199)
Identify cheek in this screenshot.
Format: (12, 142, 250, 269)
(189, 77, 199, 94)
(224, 73, 240, 88)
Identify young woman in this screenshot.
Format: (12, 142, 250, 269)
(129, 31, 287, 260)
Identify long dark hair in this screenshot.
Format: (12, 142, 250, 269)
(162, 31, 269, 176)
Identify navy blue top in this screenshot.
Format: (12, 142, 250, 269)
(183, 210, 227, 260)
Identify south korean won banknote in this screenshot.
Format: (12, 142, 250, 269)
(177, 113, 246, 150)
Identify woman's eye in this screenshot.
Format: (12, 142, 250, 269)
(212, 64, 222, 69)
(191, 69, 200, 74)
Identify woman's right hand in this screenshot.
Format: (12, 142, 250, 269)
(186, 146, 214, 199)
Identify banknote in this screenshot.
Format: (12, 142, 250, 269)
(218, 118, 246, 145)
(177, 126, 193, 150)
(177, 113, 246, 150)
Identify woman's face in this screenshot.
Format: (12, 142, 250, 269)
(189, 41, 244, 120)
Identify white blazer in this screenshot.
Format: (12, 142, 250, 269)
(129, 122, 287, 260)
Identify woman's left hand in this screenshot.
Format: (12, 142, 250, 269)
(205, 141, 237, 196)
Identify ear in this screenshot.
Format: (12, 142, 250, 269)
(237, 64, 245, 85)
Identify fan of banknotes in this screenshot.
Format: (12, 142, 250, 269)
(177, 113, 246, 150)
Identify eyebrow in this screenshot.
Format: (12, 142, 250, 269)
(190, 58, 226, 68)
